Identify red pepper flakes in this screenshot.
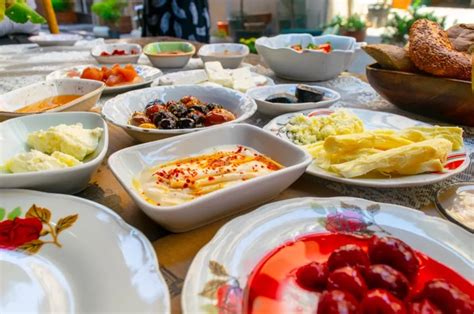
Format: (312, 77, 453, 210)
(208, 176, 215, 181)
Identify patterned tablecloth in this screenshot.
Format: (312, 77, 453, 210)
(0, 44, 472, 313)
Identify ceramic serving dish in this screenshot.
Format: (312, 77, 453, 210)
(0, 112, 108, 194)
(0, 189, 170, 313)
(264, 108, 470, 188)
(0, 79, 105, 121)
(28, 34, 83, 47)
(182, 197, 473, 313)
(154, 69, 274, 90)
(144, 41, 196, 68)
(256, 34, 359, 81)
(46, 64, 162, 94)
(91, 43, 142, 64)
(108, 124, 312, 232)
(101, 84, 257, 142)
(247, 84, 341, 116)
(198, 43, 249, 69)
(366, 63, 474, 127)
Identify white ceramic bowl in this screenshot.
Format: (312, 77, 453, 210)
(108, 124, 312, 232)
(101, 84, 257, 142)
(91, 43, 142, 64)
(28, 34, 83, 47)
(198, 43, 249, 69)
(0, 112, 108, 194)
(256, 34, 358, 81)
(0, 79, 105, 121)
(247, 84, 341, 116)
(144, 42, 196, 68)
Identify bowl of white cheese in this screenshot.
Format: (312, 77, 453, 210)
(0, 112, 108, 193)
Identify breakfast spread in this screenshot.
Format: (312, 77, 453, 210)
(128, 96, 235, 129)
(246, 233, 474, 313)
(3, 123, 103, 173)
(4, 24, 474, 314)
(15, 95, 82, 113)
(290, 42, 332, 53)
(133, 145, 283, 206)
(159, 61, 268, 92)
(265, 84, 325, 104)
(70, 64, 140, 86)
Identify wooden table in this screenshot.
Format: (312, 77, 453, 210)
(7, 36, 462, 314)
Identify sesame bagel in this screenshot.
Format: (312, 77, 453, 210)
(408, 19, 471, 81)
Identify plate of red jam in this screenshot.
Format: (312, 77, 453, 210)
(182, 197, 473, 314)
(246, 233, 473, 313)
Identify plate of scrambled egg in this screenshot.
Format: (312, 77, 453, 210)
(264, 108, 469, 187)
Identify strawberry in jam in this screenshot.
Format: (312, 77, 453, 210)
(327, 266, 368, 300)
(416, 279, 474, 314)
(359, 289, 407, 314)
(368, 236, 419, 282)
(409, 299, 442, 314)
(294, 261, 328, 291)
(317, 290, 359, 314)
(365, 264, 410, 300)
(327, 244, 370, 273)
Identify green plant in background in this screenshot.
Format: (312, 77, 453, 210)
(381, 0, 446, 45)
(326, 14, 367, 33)
(92, 0, 126, 25)
(52, 0, 72, 12)
(240, 37, 257, 54)
(0, 0, 46, 24)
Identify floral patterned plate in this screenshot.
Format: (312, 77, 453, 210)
(46, 64, 163, 94)
(263, 108, 470, 188)
(0, 189, 170, 313)
(182, 197, 473, 313)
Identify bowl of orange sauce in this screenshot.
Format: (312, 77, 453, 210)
(0, 79, 105, 121)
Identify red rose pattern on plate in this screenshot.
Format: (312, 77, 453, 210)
(244, 233, 474, 314)
(0, 204, 78, 254)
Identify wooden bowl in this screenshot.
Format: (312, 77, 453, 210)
(366, 63, 474, 126)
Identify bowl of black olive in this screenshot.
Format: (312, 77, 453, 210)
(246, 84, 340, 116)
(101, 85, 257, 142)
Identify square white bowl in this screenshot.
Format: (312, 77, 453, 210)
(0, 79, 105, 121)
(198, 43, 249, 69)
(108, 124, 312, 232)
(0, 112, 109, 194)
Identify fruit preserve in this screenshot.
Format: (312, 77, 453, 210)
(244, 233, 473, 314)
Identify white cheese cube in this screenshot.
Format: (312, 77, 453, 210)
(230, 67, 256, 92)
(205, 61, 233, 87)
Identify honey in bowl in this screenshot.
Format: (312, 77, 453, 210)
(16, 95, 81, 113)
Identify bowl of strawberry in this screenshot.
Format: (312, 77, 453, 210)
(245, 233, 474, 314)
(91, 43, 142, 64)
